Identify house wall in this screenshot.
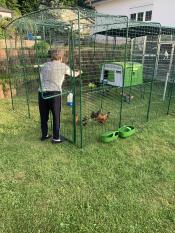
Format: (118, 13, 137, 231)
(0, 11, 12, 18)
(94, 0, 154, 17)
(94, 0, 175, 27)
(152, 0, 175, 27)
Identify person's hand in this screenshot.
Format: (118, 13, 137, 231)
(74, 70, 82, 77)
(77, 70, 81, 76)
(77, 70, 83, 76)
(33, 64, 44, 68)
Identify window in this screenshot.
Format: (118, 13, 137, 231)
(137, 12, 144, 21)
(130, 13, 136, 21)
(104, 70, 115, 82)
(145, 11, 152, 21)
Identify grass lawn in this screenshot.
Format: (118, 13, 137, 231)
(0, 99, 175, 233)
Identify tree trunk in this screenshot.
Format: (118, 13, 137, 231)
(12, 88, 17, 97)
(0, 84, 4, 99)
(4, 84, 11, 99)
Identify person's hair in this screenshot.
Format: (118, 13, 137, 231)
(49, 49, 64, 61)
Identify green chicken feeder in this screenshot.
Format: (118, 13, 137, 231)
(119, 125, 136, 138)
(101, 131, 119, 143)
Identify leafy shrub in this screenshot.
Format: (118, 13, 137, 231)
(33, 40, 50, 58)
(0, 28, 5, 39)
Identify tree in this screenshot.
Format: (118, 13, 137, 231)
(41, 0, 91, 8)
(2, 16, 38, 47)
(0, 17, 8, 38)
(77, 0, 92, 8)
(0, 0, 6, 7)
(2, 0, 91, 17)
(17, 0, 41, 14)
(41, 0, 75, 7)
(6, 0, 19, 11)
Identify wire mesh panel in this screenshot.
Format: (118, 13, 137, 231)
(74, 13, 128, 147)
(166, 42, 175, 116)
(5, 8, 79, 142)
(167, 79, 175, 115)
(147, 33, 175, 120)
(5, 40, 38, 120)
(76, 86, 121, 147)
(120, 23, 161, 126)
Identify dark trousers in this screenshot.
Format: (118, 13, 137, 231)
(38, 92, 61, 139)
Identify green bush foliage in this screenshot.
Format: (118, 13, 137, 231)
(33, 40, 50, 58)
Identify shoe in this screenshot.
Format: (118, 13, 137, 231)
(52, 138, 62, 144)
(40, 135, 52, 141)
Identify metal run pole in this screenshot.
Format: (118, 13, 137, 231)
(140, 36, 147, 99)
(5, 30, 15, 110)
(119, 17, 129, 127)
(130, 38, 134, 61)
(142, 36, 147, 67)
(19, 30, 31, 118)
(146, 34, 161, 121)
(163, 43, 175, 101)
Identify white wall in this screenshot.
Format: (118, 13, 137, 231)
(95, 0, 154, 18)
(94, 0, 175, 27)
(152, 0, 175, 26)
(0, 12, 12, 18)
(95, 0, 129, 16)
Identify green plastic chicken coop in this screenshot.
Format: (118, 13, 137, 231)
(100, 62, 143, 87)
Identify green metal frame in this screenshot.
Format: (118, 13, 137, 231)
(3, 7, 175, 147)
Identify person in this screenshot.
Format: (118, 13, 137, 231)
(38, 49, 80, 144)
(163, 50, 169, 60)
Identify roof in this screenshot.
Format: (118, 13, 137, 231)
(95, 21, 175, 38)
(91, 0, 104, 2)
(5, 7, 175, 39)
(91, 0, 106, 4)
(5, 7, 96, 37)
(85, 0, 105, 5)
(0, 7, 12, 13)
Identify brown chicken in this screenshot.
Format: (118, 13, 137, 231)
(82, 116, 88, 126)
(96, 112, 110, 124)
(91, 110, 101, 119)
(76, 114, 88, 126)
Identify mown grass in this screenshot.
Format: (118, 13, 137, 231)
(0, 100, 175, 233)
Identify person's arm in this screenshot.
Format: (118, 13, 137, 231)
(65, 65, 81, 77)
(34, 64, 44, 68)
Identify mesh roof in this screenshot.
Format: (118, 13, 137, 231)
(95, 20, 175, 38)
(5, 7, 175, 38)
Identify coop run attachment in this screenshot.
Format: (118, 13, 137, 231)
(3, 7, 175, 147)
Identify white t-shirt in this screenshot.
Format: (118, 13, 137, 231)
(39, 61, 73, 92)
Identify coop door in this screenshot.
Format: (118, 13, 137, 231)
(115, 70, 123, 87)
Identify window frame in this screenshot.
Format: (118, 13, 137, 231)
(145, 10, 152, 21)
(130, 13, 136, 21)
(137, 12, 144, 21)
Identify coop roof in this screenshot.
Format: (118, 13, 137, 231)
(95, 21, 175, 38)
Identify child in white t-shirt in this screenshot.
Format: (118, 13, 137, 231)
(38, 49, 80, 143)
